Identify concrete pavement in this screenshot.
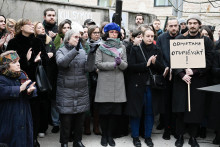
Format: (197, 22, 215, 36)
(38, 125, 218, 147)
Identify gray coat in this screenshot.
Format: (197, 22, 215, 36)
(95, 44, 128, 103)
(56, 45, 90, 114)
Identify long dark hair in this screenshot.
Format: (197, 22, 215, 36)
(0, 15, 7, 37)
(200, 26, 214, 42)
(58, 19, 72, 34)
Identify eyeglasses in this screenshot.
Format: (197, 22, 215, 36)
(109, 30, 119, 34)
(92, 32, 100, 35)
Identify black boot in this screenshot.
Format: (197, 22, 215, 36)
(107, 137, 115, 147)
(101, 136, 108, 146)
(199, 127, 206, 138)
(188, 137, 199, 147)
(162, 128, 171, 140)
(61, 143, 68, 147)
(213, 136, 220, 145)
(34, 139, 40, 147)
(213, 130, 220, 145)
(100, 116, 108, 146)
(175, 135, 184, 147)
(107, 116, 116, 146)
(73, 141, 85, 147)
(144, 137, 154, 147)
(133, 137, 141, 147)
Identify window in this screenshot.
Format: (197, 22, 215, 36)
(154, 0, 171, 7)
(98, 0, 116, 7)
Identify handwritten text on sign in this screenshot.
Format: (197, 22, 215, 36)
(170, 39, 206, 69)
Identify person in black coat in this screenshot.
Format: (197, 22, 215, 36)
(172, 14, 213, 147)
(126, 27, 167, 147)
(34, 22, 58, 136)
(156, 18, 180, 140)
(6, 19, 49, 147)
(208, 49, 220, 146)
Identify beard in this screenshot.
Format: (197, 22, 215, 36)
(170, 31, 178, 36)
(189, 27, 199, 34)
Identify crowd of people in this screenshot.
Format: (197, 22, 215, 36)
(0, 7, 220, 147)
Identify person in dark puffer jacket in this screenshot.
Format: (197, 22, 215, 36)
(56, 23, 95, 147)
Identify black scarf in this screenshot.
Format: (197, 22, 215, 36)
(43, 20, 56, 30)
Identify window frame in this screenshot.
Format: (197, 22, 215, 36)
(154, 0, 172, 7)
(97, 0, 115, 7)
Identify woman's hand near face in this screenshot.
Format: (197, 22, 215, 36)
(47, 52, 53, 58)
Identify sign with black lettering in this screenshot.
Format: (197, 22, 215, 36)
(170, 39, 206, 68)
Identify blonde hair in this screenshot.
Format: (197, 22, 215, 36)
(33, 21, 52, 44)
(6, 18, 16, 31)
(15, 19, 31, 35)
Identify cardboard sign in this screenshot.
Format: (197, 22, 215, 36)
(170, 39, 206, 69)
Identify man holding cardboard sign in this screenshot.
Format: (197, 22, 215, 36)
(171, 14, 213, 147)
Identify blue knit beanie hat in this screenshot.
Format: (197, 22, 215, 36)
(104, 23, 120, 33)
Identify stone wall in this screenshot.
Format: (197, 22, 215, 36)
(0, 0, 155, 31)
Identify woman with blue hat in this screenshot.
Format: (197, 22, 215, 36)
(95, 22, 128, 146)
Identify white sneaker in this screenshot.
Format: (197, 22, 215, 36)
(38, 133, 45, 138)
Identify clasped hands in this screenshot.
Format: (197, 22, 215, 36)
(146, 55, 157, 67)
(182, 68, 193, 84)
(20, 80, 36, 94)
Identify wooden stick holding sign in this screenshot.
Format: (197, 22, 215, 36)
(170, 39, 205, 112)
(188, 83, 191, 112)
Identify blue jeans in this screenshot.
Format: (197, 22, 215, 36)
(51, 100, 60, 126)
(130, 86, 154, 138)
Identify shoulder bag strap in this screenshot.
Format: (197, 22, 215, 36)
(139, 44, 153, 76)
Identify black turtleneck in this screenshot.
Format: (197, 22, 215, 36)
(36, 34, 47, 45)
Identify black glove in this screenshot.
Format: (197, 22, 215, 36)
(75, 38, 82, 51)
(90, 44, 100, 53)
